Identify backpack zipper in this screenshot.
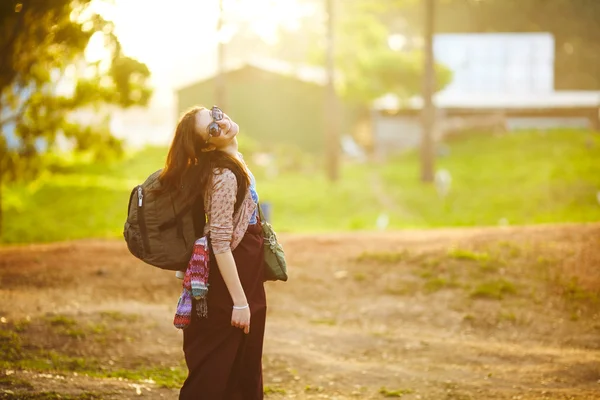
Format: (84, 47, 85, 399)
(138, 186, 143, 206)
(137, 185, 151, 254)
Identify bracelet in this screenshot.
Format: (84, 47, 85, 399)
(233, 304, 249, 310)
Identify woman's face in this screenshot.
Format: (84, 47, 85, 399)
(194, 107, 239, 151)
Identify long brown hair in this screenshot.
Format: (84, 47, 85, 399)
(159, 107, 250, 211)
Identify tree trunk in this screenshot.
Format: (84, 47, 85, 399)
(0, 172, 3, 241)
(325, 0, 340, 182)
(421, 0, 436, 183)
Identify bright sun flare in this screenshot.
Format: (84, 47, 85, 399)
(85, 0, 314, 87)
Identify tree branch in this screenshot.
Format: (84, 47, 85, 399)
(0, 1, 27, 75)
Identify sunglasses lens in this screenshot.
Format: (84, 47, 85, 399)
(208, 123, 220, 136)
(212, 107, 223, 121)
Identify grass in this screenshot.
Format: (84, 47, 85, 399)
(0, 392, 103, 400)
(0, 374, 34, 390)
(0, 330, 23, 361)
(0, 313, 188, 390)
(448, 248, 490, 262)
(470, 279, 517, 300)
(379, 387, 414, 397)
(46, 315, 76, 328)
(424, 277, 459, 292)
(263, 386, 287, 395)
(0, 340, 187, 390)
(2, 129, 600, 243)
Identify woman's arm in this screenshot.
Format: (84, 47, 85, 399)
(210, 169, 250, 333)
(214, 251, 247, 306)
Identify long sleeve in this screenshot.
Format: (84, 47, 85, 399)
(208, 169, 237, 254)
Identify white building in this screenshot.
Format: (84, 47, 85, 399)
(373, 33, 600, 157)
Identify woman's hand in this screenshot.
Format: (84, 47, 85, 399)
(231, 306, 251, 334)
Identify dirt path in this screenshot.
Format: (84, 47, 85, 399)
(1, 224, 599, 399)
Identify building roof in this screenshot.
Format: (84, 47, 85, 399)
(174, 58, 328, 92)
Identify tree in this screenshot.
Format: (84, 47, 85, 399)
(0, 0, 152, 237)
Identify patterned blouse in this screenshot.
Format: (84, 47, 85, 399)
(202, 154, 259, 254)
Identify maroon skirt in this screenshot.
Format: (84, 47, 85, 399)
(179, 224, 266, 400)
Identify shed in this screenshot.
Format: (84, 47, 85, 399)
(176, 62, 353, 154)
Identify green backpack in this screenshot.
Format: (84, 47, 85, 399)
(124, 167, 288, 282)
(123, 169, 202, 271)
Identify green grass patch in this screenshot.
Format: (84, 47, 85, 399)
(448, 248, 490, 262)
(45, 315, 76, 328)
(1, 346, 186, 389)
(263, 386, 287, 395)
(423, 277, 460, 292)
(0, 374, 34, 390)
(463, 314, 476, 323)
(0, 391, 103, 400)
(562, 278, 599, 303)
(3, 130, 600, 243)
(379, 387, 414, 397)
(304, 385, 324, 393)
(0, 330, 23, 361)
(101, 365, 187, 389)
(470, 279, 517, 300)
(1, 315, 187, 390)
(498, 311, 517, 323)
(9, 350, 100, 372)
(353, 272, 368, 281)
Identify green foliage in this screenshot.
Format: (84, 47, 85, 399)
(0, 0, 152, 234)
(343, 6, 451, 103)
(306, 0, 452, 106)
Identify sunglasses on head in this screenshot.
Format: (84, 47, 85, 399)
(207, 105, 224, 139)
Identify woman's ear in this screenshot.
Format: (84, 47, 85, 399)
(201, 144, 216, 152)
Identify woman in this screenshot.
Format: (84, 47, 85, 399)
(160, 105, 265, 400)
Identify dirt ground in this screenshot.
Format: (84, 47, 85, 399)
(1, 223, 599, 399)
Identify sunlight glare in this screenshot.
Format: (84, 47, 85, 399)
(84, 31, 109, 63)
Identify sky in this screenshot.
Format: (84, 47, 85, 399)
(87, 0, 316, 95)
(81, 0, 317, 145)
